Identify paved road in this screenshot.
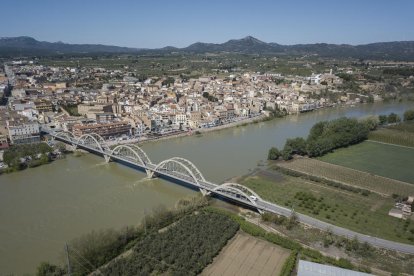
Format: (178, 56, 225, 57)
(257, 201, 414, 254)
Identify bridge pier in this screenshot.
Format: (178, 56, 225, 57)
(200, 189, 210, 196)
(104, 155, 111, 163)
(146, 170, 153, 178)
(69, 144, 77, 152)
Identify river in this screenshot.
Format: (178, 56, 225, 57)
(0, 102, 413, 275)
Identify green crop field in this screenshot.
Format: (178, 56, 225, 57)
(276, 157, 414, 196)
(241, 170, 414, 244)
(369, 123, 414, 147)
(318, 141, 414, 184)
(368, 121, 414, 147)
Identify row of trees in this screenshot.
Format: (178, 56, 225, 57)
(102, 212, 239, 275)
(269, 117, 372, 160)
(269, 109, 414, 161)
(377, 109, 414, 125)
(378, 112, 401, 125)
(383, 67, 414, 77)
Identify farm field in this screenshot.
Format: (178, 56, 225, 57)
(368, 122, 414, 147)
(241, 170, 414, 244)
(277, 157, 414, 196)
(318, 141, 414, 184)
(101, 212, 239, 275)
(202, 232, 290, 276)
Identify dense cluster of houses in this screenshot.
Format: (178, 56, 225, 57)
(0, 60, 368, 147)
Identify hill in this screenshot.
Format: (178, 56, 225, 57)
(1, 36, 414, 60)
(0, 36, 139, 56)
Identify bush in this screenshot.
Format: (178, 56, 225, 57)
(268, 147, 281, 160)
(284, 137, 307, 156)
(280, 251, 298, 276)
(404, 109, 414, 121)
(36, 262, 65, 276)
(282, 148, 293, 160)
(306, 117, 370, 157)
(387, 113, 401, 124)
(379, 114, 388, 125)
(68, 228, 141, 275)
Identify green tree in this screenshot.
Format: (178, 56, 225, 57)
(284, 137, 307, 156)
(162, 77, 175, 87)
(268, 147, 281, 160)
(281, 148, 293, 160)
(378, 114, 388, 125)
(387, 113, 401, 124)
(36, 262, 64, 276)
(305, 117, 369, 157)
(403, 109, 414, 121)
(361, 116, 378, 131)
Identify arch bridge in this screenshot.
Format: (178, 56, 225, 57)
(41, 127, 414, 254)
(46, 129, 265, 213)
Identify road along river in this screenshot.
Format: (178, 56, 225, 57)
(1, 102, 413, 274)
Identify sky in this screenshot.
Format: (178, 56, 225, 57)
(2, 0, 414, 48)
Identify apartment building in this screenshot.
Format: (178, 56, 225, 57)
(72, 121, 131, 138)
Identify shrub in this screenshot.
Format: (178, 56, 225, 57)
(268, 147, 281, 160)
(404, 109, 414, 121)
(280, 251, 298, 276)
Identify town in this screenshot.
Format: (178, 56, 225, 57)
(1, 57, 397, 150)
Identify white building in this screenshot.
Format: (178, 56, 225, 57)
(308, 74, 322, 85)
(174, 113, 188, 126)
(6, 120, 40, 144)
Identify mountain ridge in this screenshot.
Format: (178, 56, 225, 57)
(1, 36, 414, 60)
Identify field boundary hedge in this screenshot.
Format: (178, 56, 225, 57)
(274, 165, 374, 197)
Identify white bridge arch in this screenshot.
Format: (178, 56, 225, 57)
(213, 182, 262, 207)
(152, 157, 206, 187)
(109, 144, 151, 166)
(77, 133, 110, 152)
(55, 131, 76, 143)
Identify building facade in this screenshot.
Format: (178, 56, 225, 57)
(6, 120, 40, 144)
(72, 121, 131, 138)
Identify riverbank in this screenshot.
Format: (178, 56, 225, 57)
(0, 142, 63, 175)
(138, 113, 268, 145)
(130, 101, 405, 146)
